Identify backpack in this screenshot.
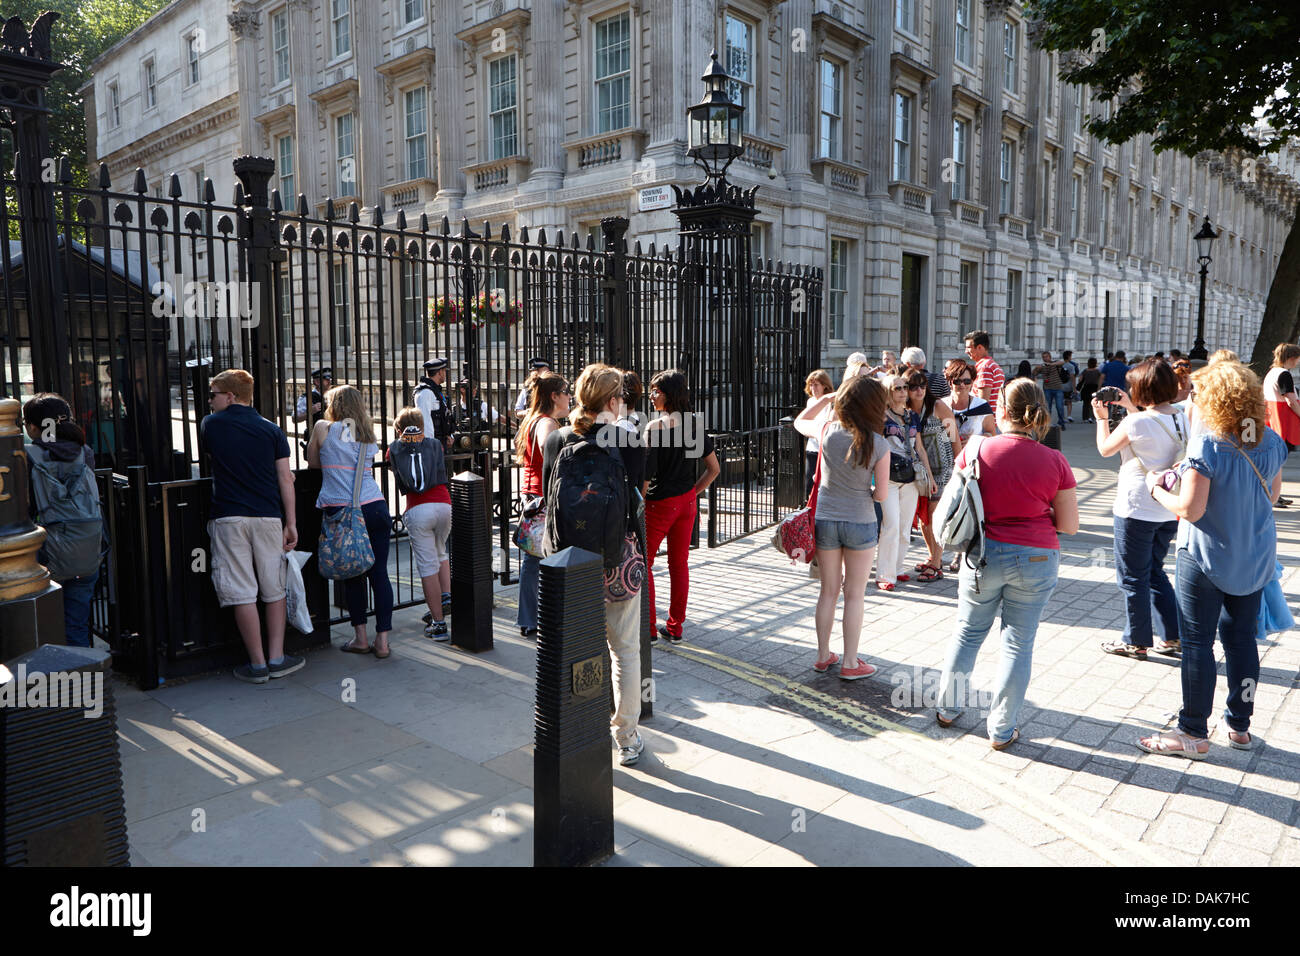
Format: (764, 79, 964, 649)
(932, 435, 986, 575)
(27, 445, 105, 580)
(543, 426, 628, 570)
(390, 435, 446, 495)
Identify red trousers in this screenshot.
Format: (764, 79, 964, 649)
(645, 489, 697, 638)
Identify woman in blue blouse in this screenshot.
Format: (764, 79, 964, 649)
(1140, 360, 1287, 760)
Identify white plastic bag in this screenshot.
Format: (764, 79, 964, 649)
(284, 550, 314, 634)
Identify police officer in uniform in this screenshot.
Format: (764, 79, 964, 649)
(512, 357, 553, 419)
(293, 367, 332, 440)
(414, 358, 452, 448)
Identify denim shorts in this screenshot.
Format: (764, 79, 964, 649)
(814, 519, 878, 551)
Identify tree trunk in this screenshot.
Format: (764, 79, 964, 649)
(1250, 205, 1300, 376)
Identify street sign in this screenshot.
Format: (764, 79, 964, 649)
(638, 186, 673, 212)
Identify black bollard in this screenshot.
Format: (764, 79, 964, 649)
(0, 644, 128, 865)
(449, 471, 493, 652)
(638, 506, 652, 721)
(776, 415, 804, 510)
(534, 546, 613, 867)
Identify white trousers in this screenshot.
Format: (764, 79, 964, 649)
(876, 481, 919, 582)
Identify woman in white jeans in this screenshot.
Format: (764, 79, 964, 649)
(876, 372, 935, 591)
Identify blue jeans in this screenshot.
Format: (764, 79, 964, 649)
(1045, 388, 1066, 425)
(936, 538, 1060, 743)
(324, 500, 394, 632)
(1113, 516, 1180, 648)
(517, 551, 541, 631)
(1175, 549, 1262, 739)
(60, 569, 100, 648)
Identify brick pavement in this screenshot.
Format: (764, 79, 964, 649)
(116, 423, 1300, 866)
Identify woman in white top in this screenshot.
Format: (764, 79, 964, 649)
(941, 359, 997, 455)
(802, 369, 833, 498)
(1093, 359, 1188, 660)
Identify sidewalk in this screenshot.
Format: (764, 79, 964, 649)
(118, 423, 1300, 866)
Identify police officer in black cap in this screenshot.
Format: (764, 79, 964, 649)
(293, 367, 332, 435)
(512, 357, 553, 420)
(414, 357, 452, 448)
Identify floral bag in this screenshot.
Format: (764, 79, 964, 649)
(318, 444, 375, 580)
(773, 425, 825, 564)
(514, 494, 547, 558)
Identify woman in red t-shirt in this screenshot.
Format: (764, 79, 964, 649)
(515, 372, 570, 638)
(934, 378, 1079, 750)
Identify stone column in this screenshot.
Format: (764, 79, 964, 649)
(980, 0, 1010, 229)
(228, 4, 262, 156)
(783, 0, 815, 186)
(288, 0, 317, 206)
(865, 0, 893, 199)
(354, 0, 382, 205)
(929, 0, 956, 215)
(528, 0, 565, 189)
(434, 0, 467, 207)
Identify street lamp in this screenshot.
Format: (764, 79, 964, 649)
(686, 50, 745, 186)
(1190, 215, 1219, 362)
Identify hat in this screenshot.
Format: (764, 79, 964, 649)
(311, 367, 333, 380)
(528, 357, 551, 370)
(423, 357, 448, 373)
(846, 352, 869, 371)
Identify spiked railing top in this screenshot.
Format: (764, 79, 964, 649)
(0, 12, 58, 62)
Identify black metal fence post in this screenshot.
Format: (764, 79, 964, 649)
(233, 156, 280, 416)
(449, 470, 493, 652)
(600, 216, 630, 368)
(0, 15, 71, 400)
(534, 546, 613, 867)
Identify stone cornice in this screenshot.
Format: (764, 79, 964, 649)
(100, 94, 240, 173)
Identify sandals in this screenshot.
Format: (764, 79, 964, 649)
(947, 557, 962, 572)
(991, 728, 1020, 751)
(373, 640, 391, 660)
(917, 563, 943, 583)
(1154, 640, 1181, 656)
(813, 651, 840, 674)
(1227, 730, 1263, 751)
(936, 712, 956, 729)
(341, 640, 372, 654)
(895, 573, 911, 583)
(1101, 640, 1147, 660)
(1136, 731, 1209, 760)
(876, 581, 896, 592)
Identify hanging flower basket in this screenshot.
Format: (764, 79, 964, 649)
(470, 292, 523, 328)
(427, 296, 461, 328)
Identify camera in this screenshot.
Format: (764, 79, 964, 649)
(1094, 386, 1125, 404)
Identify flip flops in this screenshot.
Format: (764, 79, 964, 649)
(340, 641, 372, 654)
(1101, 640, 1147, 660)
(1227, 731, 1263, 751)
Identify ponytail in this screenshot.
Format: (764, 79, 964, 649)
(1001, 378, 1052, 440)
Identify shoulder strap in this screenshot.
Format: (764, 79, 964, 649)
(1230, 441, 1272, 498)
(966, 435, 985, 480)
(351, 443, 367, 508)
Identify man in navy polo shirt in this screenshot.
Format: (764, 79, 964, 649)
(1101, 350, 1130, 389)
(201, 369, 303, 684)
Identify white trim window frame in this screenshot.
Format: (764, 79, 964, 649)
(107, 80, 120, 128)
(1002, 20, 1019, 95)
(335, 112, 357, 196)
(593, 11, 632, 134)
(958, 260, 977, 337)
(331, 0, 352, 60)
(142, 59, 156, 111)
(488, 55, 519, 160)
(1100, 184, 1111, 248)
(1070, 172, 1082, 236)
(1041, 157, 1052, 223)
(819, 57, 843, 161)
(955, 0, 972, 67)
(893, 91, 912, 183)
(271, 8, 290, 86)
(896, 0, 917, 37)
(277, 134, 295, 200)
(828, 238, 850, 341)
(1005, 268, 1023, 349)
(724, 13, 756, 134)
(999, 139, 1015, 215)
(401, 0, 424, 28)
(332, 262, 351, 348)
(185, 30, 201, 86)
(404, 86, 429, 181)
(952, 118, 969, 201)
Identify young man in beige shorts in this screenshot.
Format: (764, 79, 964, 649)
(202, 369, 303, 683)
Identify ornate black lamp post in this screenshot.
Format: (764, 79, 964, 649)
(686, 50, 745, 184)
(1190, 216, 1220, 362)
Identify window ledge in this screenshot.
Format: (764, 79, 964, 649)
(999, 213, 1029, 238)
(563, 129, 645, 173)
(813, 158, 867, 196)
(382, 178, 437, 209)
(952, 199, 986, 227)
(463, 156, 531, 192)
(888, 180, 934, 213)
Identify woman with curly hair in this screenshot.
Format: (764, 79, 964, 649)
(1138, 361, 1287, 760)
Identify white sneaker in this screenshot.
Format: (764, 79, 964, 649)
(1066, 417, 1074, 423)
(617, 733, 645, 766)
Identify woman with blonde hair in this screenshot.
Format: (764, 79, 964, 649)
(1139, 361, 1287, 759)
(308, 385, 394, 658)
(542, 363, 647, 766)
(514, 371, 570, 638)
(934, 378, 1079, 749)
(803, 369, 834, 497)
(794, 374, 890, 678)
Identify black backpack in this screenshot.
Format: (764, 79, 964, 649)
(390, 435, 447, 495)
(543, 427, 628, 569)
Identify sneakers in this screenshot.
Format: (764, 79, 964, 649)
(441, 593, 453, 615)
(617, 732, 645, 766)
(649, 629, 659, 644)
(658, 625, 683, 645)
(427, 621, 450, 641)
(233, 663, 269, 684)
(267, 654, 305, 679)
(839, 659, 877, 681)
(1066, 417, 1075, 423)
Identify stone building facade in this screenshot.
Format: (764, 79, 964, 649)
(86, 0, 1300, 373)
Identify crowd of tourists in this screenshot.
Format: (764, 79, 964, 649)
(21, 329, 1295, 768)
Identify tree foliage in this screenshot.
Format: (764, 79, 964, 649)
(5, 0, 169, 186)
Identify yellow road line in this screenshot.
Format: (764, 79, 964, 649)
(663, 641, 1171, 867)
